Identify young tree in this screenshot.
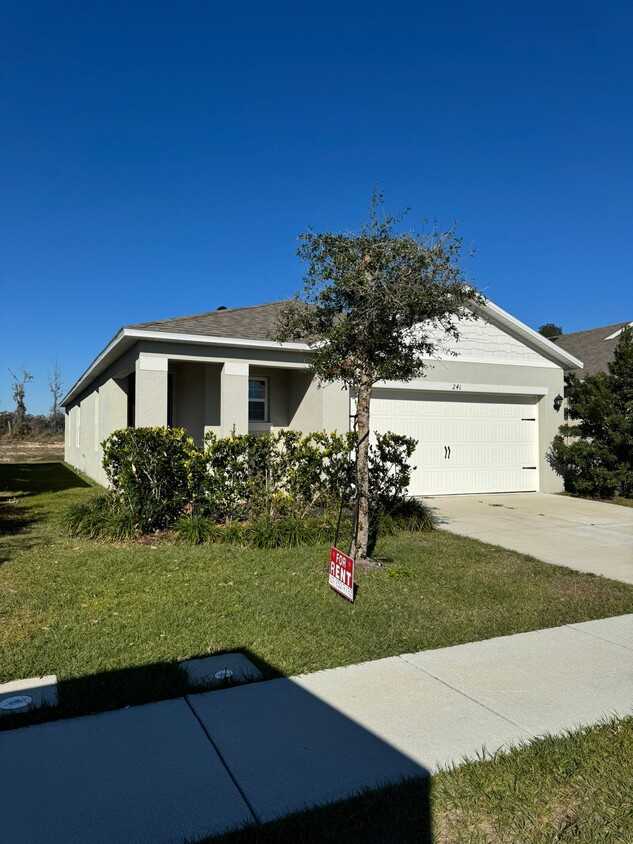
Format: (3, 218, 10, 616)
(48, 360, 64, 433)
(551, 326, 633, 499)
(275, 195, 483, 562)
(539, 323, 563, 338)
(9, 368, 33, 435)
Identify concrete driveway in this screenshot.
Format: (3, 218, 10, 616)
(428, 493, 633, 584)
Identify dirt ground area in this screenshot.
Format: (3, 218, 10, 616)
(0, 438, 65, 463)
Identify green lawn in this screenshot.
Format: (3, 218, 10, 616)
(2, 462, 633, 727)
(198, 717, 633, 844)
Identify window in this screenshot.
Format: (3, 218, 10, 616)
(248, 377, 268, 422)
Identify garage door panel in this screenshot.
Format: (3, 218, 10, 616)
(371, 391, 539, 496)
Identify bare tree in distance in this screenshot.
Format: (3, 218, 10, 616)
(9, 368, 33, 436)
(48, 360, 64, 433)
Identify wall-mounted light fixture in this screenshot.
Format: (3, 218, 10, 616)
(553, 393, 564, 412)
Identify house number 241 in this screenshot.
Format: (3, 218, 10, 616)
(452, 383, 462, 391)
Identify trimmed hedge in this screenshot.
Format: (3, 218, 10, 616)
(65, 427, 433, 548)
(102, 427, 202, 532)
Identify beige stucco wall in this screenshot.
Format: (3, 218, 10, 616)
(65, 384, 123, 485)
(64, 346, 136, 485)
(135, 354, 168, 428)
(172, 361, 207, 444)
(64, 325, 567, 492)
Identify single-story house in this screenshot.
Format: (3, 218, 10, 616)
(62, 299, 582, 496)
(549, 321, 632, 379)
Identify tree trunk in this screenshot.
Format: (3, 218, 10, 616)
(351, 376, 372, 561)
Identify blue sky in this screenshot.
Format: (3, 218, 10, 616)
(2, 1, 632, 415)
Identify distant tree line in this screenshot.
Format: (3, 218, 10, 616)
(1, 362, 64, 438)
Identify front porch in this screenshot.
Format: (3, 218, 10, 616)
(128, 354, 350, 444)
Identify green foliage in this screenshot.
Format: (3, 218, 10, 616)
(274, 193, 482, 559)
(173, 512, 345, 549)
(369, 433, 417, 509)
(274, 194, 482, 388)
(199, 432, 266, 521)
(246, 514, 337, 549)
(538, 323, 563, 338)
(64, 495, 135, 540)
(378, 498, 436, 536)
(551, 327, 633, 499)
(102, 427, 202, 532)
(73, 426, 424, 548)
(201, 429, 355, 521)
(173, 513, 214, 545)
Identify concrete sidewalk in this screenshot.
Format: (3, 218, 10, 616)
(430, 493, 633, 584)
(1, 615, 631, 843)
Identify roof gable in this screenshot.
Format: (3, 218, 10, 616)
(422, 315, 554, 365)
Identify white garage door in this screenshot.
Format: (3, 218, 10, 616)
(371, 390, 539, 496)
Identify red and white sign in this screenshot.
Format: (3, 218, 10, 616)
(329, 546, 355, 602)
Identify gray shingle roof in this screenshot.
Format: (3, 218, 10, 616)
(127, 300, 301, 342)
(550, 321, 631, 378)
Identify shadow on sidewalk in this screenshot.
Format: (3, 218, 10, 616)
(0, 651, 433, 843)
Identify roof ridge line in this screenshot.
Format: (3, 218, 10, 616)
(126, 299, 294, 329)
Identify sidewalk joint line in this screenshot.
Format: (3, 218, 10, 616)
(398, 655, 528, 732)
(564, 621, 633, 652)
(184, 696, 260, 824)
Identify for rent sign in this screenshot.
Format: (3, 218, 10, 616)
(329, 547, 355, 602)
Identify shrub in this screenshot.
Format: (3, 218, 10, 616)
(102, 427, 202, 531)
(210, 520, 247, 545)
(200, 430, 355, 521)
(376, 498, 435, 537)
(551, 328, 633, 500)
(173, 514, 214, 545)
(64, 495, 136, 540)
(246, 514, 339, 549)
(70, 426, 423, 549)
(368, 432, 417, 510)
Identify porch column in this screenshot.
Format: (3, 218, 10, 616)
(135, 354, 168, 427)
(220, 362, 249, 435)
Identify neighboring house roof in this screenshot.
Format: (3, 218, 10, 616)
(127, 300, 301, 342)
(61, 298, 583, 407)
(549, 321, 632, 378)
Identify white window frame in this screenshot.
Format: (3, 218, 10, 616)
(248, 376, 269, 423)
(75, 405, 81, 448)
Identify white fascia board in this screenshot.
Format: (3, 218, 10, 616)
(61, 328, 311, 407)
(374, 380, 549, 396)
(127, 328, 310, 352)
(605, 322, 633, 340)
(476, 300, 584, 370)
